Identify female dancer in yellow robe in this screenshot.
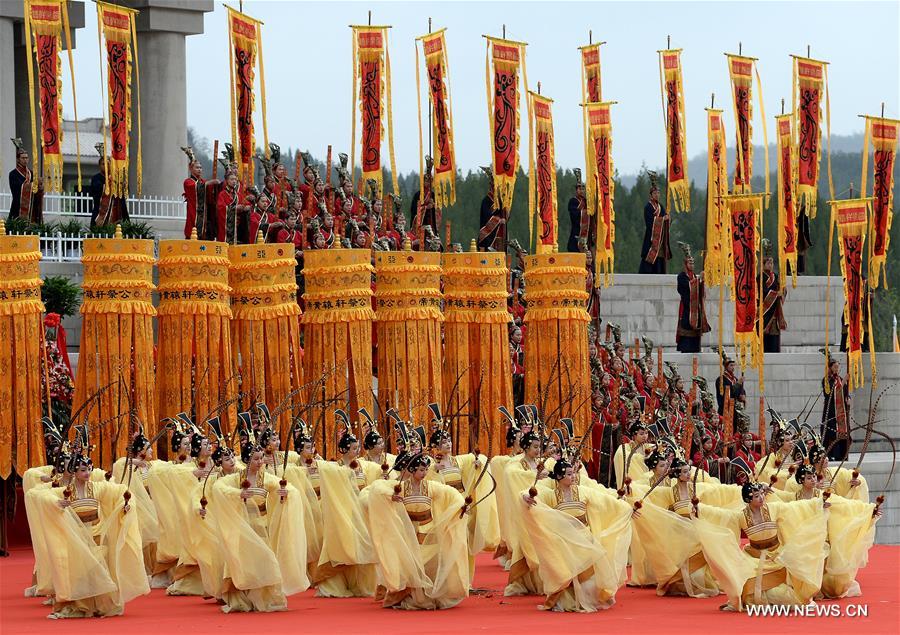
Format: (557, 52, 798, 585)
(364, 451, 469, 609)
(613, 420, 651, 494)
(502, 427, 548, 597)
(634, 455, 719, 598)
(358, 408, 396, 484)
(694, 478, 828, 611)
(307, 411, 376, 598)
(489, 406, 526, 567)
(520, 454, 634, 612)
(25, 450, 149, 618)
(424, 404, 499, 583)
(787, 462, 879, 599)
(111, 430, 160, 581)
(208, 435, 309, 612)
(754, 417, 802, 489)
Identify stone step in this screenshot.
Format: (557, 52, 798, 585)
(846, 452, 898, 545)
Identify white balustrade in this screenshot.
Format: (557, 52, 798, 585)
(0, 190, 184, 220)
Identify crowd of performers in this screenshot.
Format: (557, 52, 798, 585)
(22, 344, 882, 618)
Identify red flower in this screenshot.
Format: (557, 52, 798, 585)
(44, 312, 61, 328)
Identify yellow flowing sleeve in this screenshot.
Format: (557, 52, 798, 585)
(112, 457, 160, 547)
(457, 453, 500, 553)
(361, 479, 430, 596)
(24, 487, 118, 602)
(420, 481, 469, 609)
(92, 480, 151, 605)
(283, 464, 323, 565)
(315, 462, 375, 570)
(692, 505, 753, 607)
(695, 481, 745, 509)
(631, 498, 697, 584)
(821, 495, 877, 598)
(22, 466, 53, 492)
(519, 487, 601, 601)
(145, 462, 185, 568)
(489, 455, 515, 550)
(769, 499, 828, 602)
(262, 471, 310, 595)
(209, 473, 283, 593)
(827, 467, 869, 502)
(583, 487, 634, 594)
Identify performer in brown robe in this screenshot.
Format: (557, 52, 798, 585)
(7, 138, 43, 223)
(639, 171, 671, 274)
(675, 241, 710, 353)
(90, 143, 128, 228)
(760, 239, 788, 353)
(477, 166, 507, 252)
(181, 146, 218, 240)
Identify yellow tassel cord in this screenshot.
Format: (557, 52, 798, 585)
(727, 55, 754, 195)
(659, 50, 690, 213)
(484, 37, 526, 211)
(375, 251, 443, 428)
(523, 253, 591, 460)
(832, 199, 874, 391)
(580, 43, 603, 218)
(415, 38, 425, 207)
(229, 242, 304, 441)
(754, 63, 769, 208)
(385, 29, 398, 197)
(97, 2, 139, 198)
(350, 27, 357, 190)
(861, 116, 899, 289)
(71, 236, 156, 470)
(226, 7, 261, 186)
(586, 103, 615, 287)
(157, 239, 237, 438)
(775, 114, 798, 290)
(443, 250, 512, 455)
(527, 93, 536, 250)
(301, 249, 373, 456)
(258, 20, 268, 160)
(0, 231, 45, 478)
(704, 109, 729, 287)
(792, 57, 826, 218)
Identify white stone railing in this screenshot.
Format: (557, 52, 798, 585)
(9, 232, 160, 263)
(0, 190, 185, 220)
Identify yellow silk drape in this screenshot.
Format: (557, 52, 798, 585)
(375, 248, 443, 428)
(442, 246, 512, 455)
(0, 226, 45, 477)
(229, 241, 304, 440)
(157, 234, 237, 436)
(72, 231, 156, 469)
(301, 247, 373, 456)
(523, 253, 591, 451)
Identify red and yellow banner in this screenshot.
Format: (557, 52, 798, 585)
(585, 102, 615, 286)
(792, 56, 830, 217)
(23, 0, 80, 192)
(659, 49, 689, 212)
(861, 116, 899, 288)
(528, 92, 558, 252)
(726, 193, 764, 371)
(351, 25, 397, 199)
(776, 114, 798, 289)
(416, 29, 456, 208)
(484, 35, 528, 211)
(579, 42, 604, 216)
(831, 198, 874, 390)
(97, 1, 141, 196)
(726, 54, 768, 201)
(704, 109, 729, 287)
(227, 6, 268, 186)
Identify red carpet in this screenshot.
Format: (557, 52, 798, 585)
(1, 547, 897, 634)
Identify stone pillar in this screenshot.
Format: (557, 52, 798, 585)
(124, 1, 213, 198)
(0, 2, 84, 184)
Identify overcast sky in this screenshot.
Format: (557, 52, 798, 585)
(63, 0, 899, 175)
